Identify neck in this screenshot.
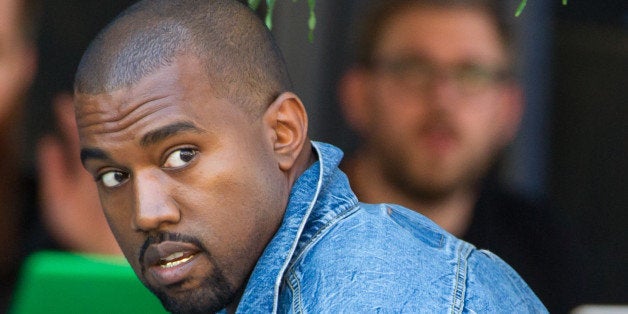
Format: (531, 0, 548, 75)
(289, 140, 316, 185)
(344, 154, 477, 237)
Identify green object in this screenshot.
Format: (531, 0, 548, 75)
(10, 251, 168, 314)
(516, 0, 568, 17)
(248, 0, 317, 41)
(515, 0, 528, 17)
(248, 0, 262, 10)
(250, 0, 570, 38)
(265, 0, 276, 29)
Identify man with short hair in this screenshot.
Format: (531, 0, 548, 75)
(338, 0, 581, 312)
(74, 0, 546, 312)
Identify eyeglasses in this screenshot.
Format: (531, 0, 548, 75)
(370, 56, 512, 95)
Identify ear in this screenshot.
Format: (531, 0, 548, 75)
(497, 83, 524, 145)
(263, 92, 308, 172)
(337, 67, 372, 136)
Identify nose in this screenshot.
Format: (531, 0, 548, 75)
(131, 169, 180, 232)
(425, 73, 460, 111)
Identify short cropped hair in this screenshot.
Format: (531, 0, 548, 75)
(355, 0, 515, 67)
(74, 0, 292, 116)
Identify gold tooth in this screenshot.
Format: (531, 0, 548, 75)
(160, 254, 194, 268)
(161, 252, 185, 263)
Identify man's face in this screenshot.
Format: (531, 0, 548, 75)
(0, 0, 35, 120)
(359, 6, 519, 198)
(76, 56, 288, 312)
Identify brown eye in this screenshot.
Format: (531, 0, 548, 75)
(163, 148, 198, 169)
(100, 171, 130, 188)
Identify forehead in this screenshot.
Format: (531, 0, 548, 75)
(75, 56, 240, 143)
(376, 6, 506, 62)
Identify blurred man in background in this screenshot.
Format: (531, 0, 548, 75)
(338, 0, 582, 312)
(0, 0, 38, 309)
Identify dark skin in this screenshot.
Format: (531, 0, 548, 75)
(76, 54, 314, 313)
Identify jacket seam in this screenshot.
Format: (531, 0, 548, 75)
(450, 242, 472, 314)
(289, 203, 361, 266)
(286, 267, 303, 314)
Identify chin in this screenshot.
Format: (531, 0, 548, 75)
(150, 271, 236, 314)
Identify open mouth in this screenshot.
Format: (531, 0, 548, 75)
(159, 251, 196, 268)
(140, 240, 205, 286)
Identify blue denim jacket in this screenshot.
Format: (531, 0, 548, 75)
(231, 142, 547, 313)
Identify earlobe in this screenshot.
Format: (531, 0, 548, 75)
(264, 92, 308, 171)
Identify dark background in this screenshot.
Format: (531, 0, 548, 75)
(550, 0, 627, 304)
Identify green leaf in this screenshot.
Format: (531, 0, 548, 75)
(308, 13, 316, 31)
(515, 0, 527, 17)
(265, 0, 276, 30)
(515, 0, 568, 17)
(248, 0, 262, 10)
(307, 0, 316, 42)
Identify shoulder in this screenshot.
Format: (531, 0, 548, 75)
(281, 203, 547, 312)
(463, 249, 549, 312)
(282, 203, 456, 311)
(300, 202, 456, 261)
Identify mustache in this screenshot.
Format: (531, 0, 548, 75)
(139, 232, 206, 265)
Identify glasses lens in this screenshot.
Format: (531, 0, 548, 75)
(373, 56, 509, 95)
(455, 64, 498, 94)
(375, 57, 432, 89)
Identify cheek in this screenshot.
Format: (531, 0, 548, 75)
(100, 199, 140, 259)
(178, 155, 285, 280)
(458, 103, 506, 151)
(368, 85, 428, 137)
(177, 147, 284, 238)
(101, 211, 126, 248)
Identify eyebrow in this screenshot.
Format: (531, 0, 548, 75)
(79, 121, 205, 166)
(139, 121, 205, 147)
(80, 147, 112, 166)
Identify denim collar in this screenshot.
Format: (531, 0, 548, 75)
(235, 141, 348, 313)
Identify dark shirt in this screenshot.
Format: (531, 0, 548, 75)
(464, 179, 585, 314)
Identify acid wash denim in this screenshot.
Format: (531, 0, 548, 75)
(227, 142, 547, 313)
